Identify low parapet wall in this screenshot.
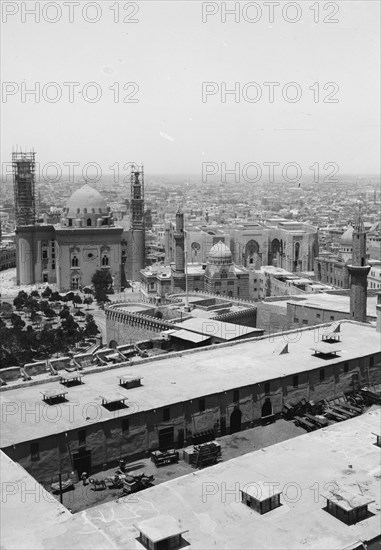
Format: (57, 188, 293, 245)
(167, 290, 257, 309)
(49, 357, 72, 371)
(0, 367, 21, 382)
(24, 361, 48, 376)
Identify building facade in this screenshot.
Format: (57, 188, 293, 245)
(1, 321, 380, 483)
(16, 184, 123, 291)
(166, 219, 319, 273)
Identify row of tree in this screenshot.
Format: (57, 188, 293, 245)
(0, 290, 99, 369)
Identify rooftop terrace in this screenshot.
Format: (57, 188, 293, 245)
(1, 409, 380, 549)
(0, 321, 379, 447)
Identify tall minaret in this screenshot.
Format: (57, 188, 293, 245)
(125, 165, 145, 281)
(347, 210, 370, 322)
(172, 209, 186, 290)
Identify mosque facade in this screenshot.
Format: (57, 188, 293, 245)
(16, 184, 123, 292)
(141, 211, 250, 301)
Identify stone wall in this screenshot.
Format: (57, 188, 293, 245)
(105, 305, 175, 347)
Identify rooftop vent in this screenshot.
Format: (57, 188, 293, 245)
(59, 372, 83, 386)
(241, 482, 282, 514)
(40, 388, 68, 405)
(100, 393, 128, 411)
(273, 342, 289, 355)
(322, 488, 374, 525)
(134, 515, 189, 550)
(310, 343, 341, 359)
(118, 375, 142, 389)
(371, 432, 381, 448)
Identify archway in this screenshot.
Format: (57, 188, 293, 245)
(294, 242, 301, 271)
(261, 398, 272, 418)
(230, 407, 242, 434)
(245, 240, 261, 269)
(270, 239, 281, 267)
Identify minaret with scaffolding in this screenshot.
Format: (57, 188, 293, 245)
(125, 165, 145, 281)
(13, 150, 38, 285)
(12, 151, 36, 226)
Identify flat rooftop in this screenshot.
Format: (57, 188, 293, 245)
(0, 321, 379, 447)
(288, 293, 378, 318)
(175, 317, 263, 340)
(0, 451, 71, 549)
(1, 410, 379, 549)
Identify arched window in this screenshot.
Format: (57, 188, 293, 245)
(220, 270, 228, 279)
(71, 255, 79, 267)
(102, 255, 109, 266)
(87, 218, 92, 227)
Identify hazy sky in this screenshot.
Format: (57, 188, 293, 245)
(1, 1, 380, 176)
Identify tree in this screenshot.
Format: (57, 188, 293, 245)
(49, 291, 61, 302)
(84, 314, 99, 338)
(59, 308, 70, 320)
(39, 326, 56, 353)
(10, 313, 25, 331)
(31, 311, 42, 327)
(91, 270, 113, 303)
(61, 314, 80, 342)
(13, 296, 25, 312)
(30, 290, 40, 298)
(44, 307, 56, 319)
(0, 302, 13, 319)
(64, 292, 75, 305)
(39, 300, 50, 314)
(84, 297, 93, 310)
(25, 297, 38, 314)
(42, 286, 52, 298)
(73, 294, 82, 308)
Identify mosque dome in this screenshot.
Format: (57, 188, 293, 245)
(208, 241, 233, 264)
(340, 226, 354, 247)
(65, 184, 108, 217)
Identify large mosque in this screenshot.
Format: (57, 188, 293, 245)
(16, 184, 130, 292)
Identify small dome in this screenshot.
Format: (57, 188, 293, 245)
(340, 226, 353, 247)
(65, 184, 108, 217)
(208, 241, 232, 263)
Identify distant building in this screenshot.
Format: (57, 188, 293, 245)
(166, 218, 318, 272)
(251, 265, 333, 300)
(141, 212, 250, 301)
(315, 214, 374, 322)
(13, 155, 147, 290)
(0, 243, 16, 271)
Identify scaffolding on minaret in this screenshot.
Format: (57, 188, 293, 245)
(12, 150, 36, 226)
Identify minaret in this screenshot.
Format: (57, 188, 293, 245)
(172, 209, 186, 291)
(347, 210, 370, 322)
(124, 165, 145, 281)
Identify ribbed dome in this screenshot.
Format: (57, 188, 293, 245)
(65, 184, 108, 216)
(340, 226, 353, 247)
(208, 241, 232, 263)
